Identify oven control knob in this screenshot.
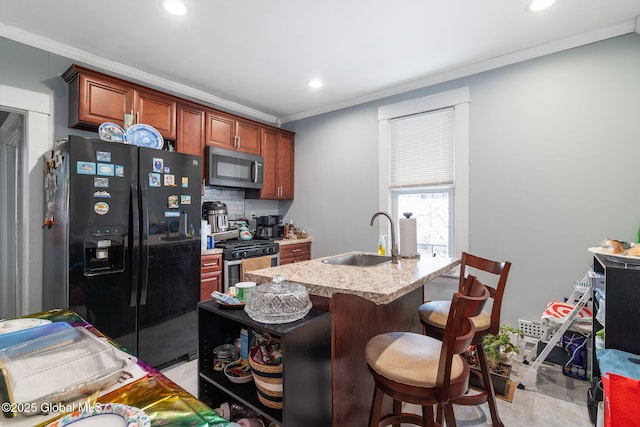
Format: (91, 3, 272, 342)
(232, 252, 240, 260)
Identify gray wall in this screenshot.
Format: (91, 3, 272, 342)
(283, 34, 640, 327)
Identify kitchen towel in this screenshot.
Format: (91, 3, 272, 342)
(399, 216, 418, 258)
(241, 256, 272, 281)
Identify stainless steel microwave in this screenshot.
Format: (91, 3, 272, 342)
(206, 146, 264, 189)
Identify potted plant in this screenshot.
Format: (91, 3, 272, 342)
(467, 324, 524, 396)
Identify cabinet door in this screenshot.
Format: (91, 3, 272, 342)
(75, 72, 133, 128)
(258, 127, 279, 199)
(205, 111, 236, 150)
(201, 272, 222, 301)
(278, 132, 295, 199)
(134, 89, 177, 140)
(176, 102, 205, 161)
(235, 119, 261, 155)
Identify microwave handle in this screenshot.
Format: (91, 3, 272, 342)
(253, 161, 262, 183)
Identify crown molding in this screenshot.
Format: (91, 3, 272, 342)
(278, 19, 638, 123)
(0, 23, 279, 126)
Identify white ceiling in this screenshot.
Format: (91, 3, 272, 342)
(1, 0, 639, 125)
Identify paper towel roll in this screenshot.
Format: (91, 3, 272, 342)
(399, 217, 418, 258)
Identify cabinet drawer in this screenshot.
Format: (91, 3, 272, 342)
(201, 254, 222, 273)
(279, 242, 311, 265)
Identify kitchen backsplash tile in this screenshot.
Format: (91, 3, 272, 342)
(203, 187, 245, 219)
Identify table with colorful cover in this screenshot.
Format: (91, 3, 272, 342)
(0, 309, 230, 426)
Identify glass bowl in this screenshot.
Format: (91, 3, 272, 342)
(244, 276, 312, 324)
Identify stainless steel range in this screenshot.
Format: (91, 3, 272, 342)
(215, 239, 279, 291)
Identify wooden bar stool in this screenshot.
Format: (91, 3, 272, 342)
(417, 252, 511, 427)
(365, 275, 489, 427)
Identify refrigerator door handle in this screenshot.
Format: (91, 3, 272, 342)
(139, 182, 150, 306)
(130, 183, 140, 308)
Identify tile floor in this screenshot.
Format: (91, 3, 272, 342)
(162, 356, 594, 426)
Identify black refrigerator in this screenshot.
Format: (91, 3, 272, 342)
(43, 135, 202, 369)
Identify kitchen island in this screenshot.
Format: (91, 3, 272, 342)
(244, 252, 460, 427)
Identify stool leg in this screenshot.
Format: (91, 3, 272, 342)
(369, 385, 384, 427)
(392, 399, 402, 427)
(442, 403, 457, 427)
(476, 344, 504, 427)
(421, 404, 434, 427)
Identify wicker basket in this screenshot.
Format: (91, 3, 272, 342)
(249, 348, 283, 409)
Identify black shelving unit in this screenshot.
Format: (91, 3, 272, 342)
(591, 256, 640, 377)
(198, 300, 332, 426)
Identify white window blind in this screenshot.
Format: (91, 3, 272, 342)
(389, 107, 454, 188)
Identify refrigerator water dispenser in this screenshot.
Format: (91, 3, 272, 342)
(83, 225, 125, 275)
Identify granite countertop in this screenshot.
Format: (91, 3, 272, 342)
(244, 251, 460, 305)
(201, 247, 223, 255)
(274, 237, 312, 245)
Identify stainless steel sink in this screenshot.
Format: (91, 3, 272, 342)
(321, 253, 392, 267)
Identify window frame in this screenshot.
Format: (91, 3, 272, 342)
(391, 185, 455, 257)
(377, 87, 470, 257)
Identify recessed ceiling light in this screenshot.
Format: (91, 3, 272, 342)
(163, 0, 188, 16)
(526, 0, 556, 12)
(307, 79, 323, 89)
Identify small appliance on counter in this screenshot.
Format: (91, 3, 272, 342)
(202, 201, 229, 232)
(255, 215, 283, 240)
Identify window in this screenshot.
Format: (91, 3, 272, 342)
(378, 88, 469, 257)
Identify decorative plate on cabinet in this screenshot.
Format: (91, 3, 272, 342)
(98, 122, 127, 143)
(126, 124, 164, 149)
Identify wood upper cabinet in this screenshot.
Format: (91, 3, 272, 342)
(278, 131, 295, 199)
(205, 111, 260, 155)
(176, 102, 206, 165)
(64, 66, 133, 130)
(133, 88, 176, 139)
(63, 65, 177, 140)
(247, 128, 295, 200)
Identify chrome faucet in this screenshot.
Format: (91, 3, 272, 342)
(370, 211, 399, 264)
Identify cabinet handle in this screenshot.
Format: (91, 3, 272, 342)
(291, 249, 301, 253)
(203, 263, 217, 267)
(136, 112, 139, 124)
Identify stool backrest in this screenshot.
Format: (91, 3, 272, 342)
(437, 275, 489, 400)
(458, 252, 511, 335)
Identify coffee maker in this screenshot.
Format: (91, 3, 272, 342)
(255, 215, 283, 240)
(202, 201, 229, 233)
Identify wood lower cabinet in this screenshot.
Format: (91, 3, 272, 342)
(205, 112, 261, 155)
(278, 242, 311, 265)
(63, 65, 177, 140)
(198, 301, 331, 426)
(201, 253, 222, 301)
(246, 128, 294, 200)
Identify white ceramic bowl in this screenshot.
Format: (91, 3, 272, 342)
(224, 360, 253, 384)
